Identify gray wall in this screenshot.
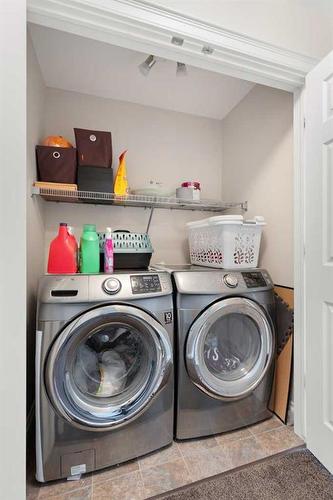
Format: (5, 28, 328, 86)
(221, 85, 294, 287)
(42, 88, 223, 265)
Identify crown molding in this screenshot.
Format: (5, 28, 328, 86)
(27, 0, 318, 91)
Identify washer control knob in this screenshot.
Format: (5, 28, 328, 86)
(103, 278, 121, 294)
(223, 273, 238, 288)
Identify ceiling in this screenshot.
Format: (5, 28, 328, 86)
(29, 24, 255, 121)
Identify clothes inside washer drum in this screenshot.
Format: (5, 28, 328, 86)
(204, 347, 240, 374)
(96, 349, 127, 396)
(73, 343, 127, 397)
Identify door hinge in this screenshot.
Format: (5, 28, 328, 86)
(303, 118, 306, 129)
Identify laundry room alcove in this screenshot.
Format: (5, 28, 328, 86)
(26, 18, 296, 497)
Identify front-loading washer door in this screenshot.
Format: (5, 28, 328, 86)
(45, 304, 172, 431)
(186, 297, 274, 400)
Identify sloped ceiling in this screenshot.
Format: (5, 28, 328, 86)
(29, 24, 255, 120)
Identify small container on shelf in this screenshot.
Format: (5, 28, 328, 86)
(176, 181, 201, 201)
(74, 128, 112, 168)
(77, 166, 114, 197)
(36, 146, 77, 184)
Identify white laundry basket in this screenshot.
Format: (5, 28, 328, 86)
(187, 215, 266, 269)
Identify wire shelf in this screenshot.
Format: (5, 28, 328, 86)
(31, 186, 248, 212)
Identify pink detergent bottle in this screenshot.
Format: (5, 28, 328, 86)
(104, 227, 114, 273)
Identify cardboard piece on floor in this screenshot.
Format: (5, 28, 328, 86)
(269, 287, 294, 423)
(274, 286, 294, 309)
(269, 335, 293, 422)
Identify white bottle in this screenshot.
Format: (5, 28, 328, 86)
(104, 227, 114, 273)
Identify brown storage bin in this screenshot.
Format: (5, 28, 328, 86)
(36, 146, 77, 183)
(74, 128, 112, 168)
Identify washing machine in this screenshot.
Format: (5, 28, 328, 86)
(35, 271, 174, 482)
(154, 265, 276, 440)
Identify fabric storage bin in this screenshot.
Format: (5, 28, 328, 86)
(98, 230, 153, 270)
(77, 166, 113, 197)
(74, 128, 112, 168)
(187, 215, 266, 269)
(36, 146, 77, 183)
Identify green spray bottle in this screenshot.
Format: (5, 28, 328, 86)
(80, 224, 100, 273)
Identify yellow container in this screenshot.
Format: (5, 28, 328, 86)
(114, 150, 129, 196)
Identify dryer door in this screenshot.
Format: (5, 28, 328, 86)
(45, 304, 172, 431)
(186, 297, 274, 399)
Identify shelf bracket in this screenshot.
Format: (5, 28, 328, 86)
(146, 207, 154, 234)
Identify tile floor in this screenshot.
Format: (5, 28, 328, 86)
(27, 416, 304, 500)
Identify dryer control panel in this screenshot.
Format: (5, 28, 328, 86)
(130, 274, 162, 294)
(173, 268, 273, 295)
(242, 271, 267, 289)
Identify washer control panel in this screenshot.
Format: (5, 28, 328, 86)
(223, 273, 238, 288)
(130, 274, 162, 294)
(242, 271, 267, 289)
(103, 277, 122, 295)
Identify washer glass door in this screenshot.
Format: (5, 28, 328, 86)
(186, 297, 274, 399)
(46, 304, 172, 430)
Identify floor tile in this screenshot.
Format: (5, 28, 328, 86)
(26, 450, 40, 500)
(247, 415, 283, 436)
(92, 471, 144, 500)
(254, 426, 304, 456)
(28, 423, 303, 500)
(51, 486, 92, 500)
(221, 436, 268, 468)
(140, 458, 192, 497)
(92, 459, 139, 484)
(215, 426, 252, 445)
(27, 472, 40, 500)
(183, 446, 232, 481)
(38, 474, 92, 499)
(177, 435, 219, 457)
(138, 443, 181, 469)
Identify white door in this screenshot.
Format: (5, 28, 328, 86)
(305, 49, 333, 472)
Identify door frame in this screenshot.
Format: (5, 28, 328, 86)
(27, 0, 311, 439)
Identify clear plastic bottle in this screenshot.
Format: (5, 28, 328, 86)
(67, 226, 78, 272)
(104, 227, 114, 273)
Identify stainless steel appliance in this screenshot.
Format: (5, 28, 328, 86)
(35, 271, 174, 482)
(154, 265, 276, 440)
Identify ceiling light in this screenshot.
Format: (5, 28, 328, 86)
(138, 55, 156, 76)
(171, 36, 184, 46)
(202, 45, 214, 55)
(176, 62, 187, 77)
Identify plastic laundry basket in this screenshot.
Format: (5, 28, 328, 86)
(187, 215, 266, 269)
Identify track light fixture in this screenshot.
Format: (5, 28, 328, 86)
(176, 62, 187, 77)
(138, 55, 156, 76)
(138, 55, 188, 77)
